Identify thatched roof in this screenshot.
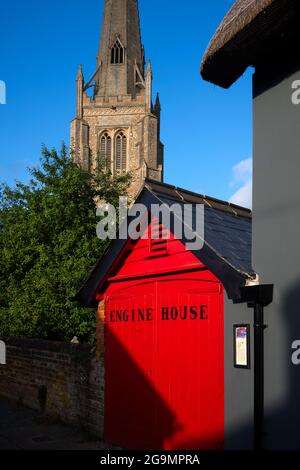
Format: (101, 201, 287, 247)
(201, 0, 300, 88)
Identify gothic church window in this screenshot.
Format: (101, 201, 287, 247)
(115, 132, 127, 173)
(99, 132, 112, 168)
(111, 38, 124, 65)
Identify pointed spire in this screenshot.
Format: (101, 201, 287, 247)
(95, 0, 145, 97)
(77, 64, 84, 82)
(155, 92, 161, 112)
(145, 59, 152, 112)
(146, 59, 152, 77)
(76, 65, 84, 119)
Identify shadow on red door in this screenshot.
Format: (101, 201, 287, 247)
(104, 327, 224, 450)
(104, 278, 224, 450)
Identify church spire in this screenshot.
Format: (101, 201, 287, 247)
(145, 59, 152, 112)
(95, 0, 145, 97)
(76, 65, 84, 119)
(71, 0, 164, 197)
(155, 92, 161, 113)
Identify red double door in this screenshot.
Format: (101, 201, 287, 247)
(104, 274, 224, 450)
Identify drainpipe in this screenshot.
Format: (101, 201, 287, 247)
(240, 284, 274, 451)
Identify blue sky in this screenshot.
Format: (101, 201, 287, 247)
(0, 0, 253, 206)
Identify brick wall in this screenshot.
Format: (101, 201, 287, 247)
(0, 336, 104, 438)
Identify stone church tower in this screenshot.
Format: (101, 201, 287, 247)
(70, 0, 164, 197)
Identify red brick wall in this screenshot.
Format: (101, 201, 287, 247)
(0, 337, 104, 438)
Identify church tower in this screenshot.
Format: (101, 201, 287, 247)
(70, 0, 164, 197)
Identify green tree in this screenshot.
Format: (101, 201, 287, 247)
(0, 145, 131, 342)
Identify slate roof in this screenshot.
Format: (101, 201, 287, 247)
(75, 179, 255, 307)
(201, 0, 300, 88)
(145, 180, 253, 276)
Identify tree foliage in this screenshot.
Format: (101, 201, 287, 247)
(0, 145, 131, 342)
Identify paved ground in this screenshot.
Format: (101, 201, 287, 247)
(0, 397, 113, 450)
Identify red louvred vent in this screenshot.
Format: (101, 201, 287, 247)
(149, 219, 168, 256)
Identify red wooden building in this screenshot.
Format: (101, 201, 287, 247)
(75, 179, 254, 450)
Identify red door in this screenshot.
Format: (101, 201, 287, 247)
(104, 274, 224, 450)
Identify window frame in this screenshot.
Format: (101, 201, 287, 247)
(111, 38, 125, 65)
(99, 131, 112, 170)
(114, 131, 127, 174)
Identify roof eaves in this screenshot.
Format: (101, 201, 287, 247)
(200, 0, 299, 88)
